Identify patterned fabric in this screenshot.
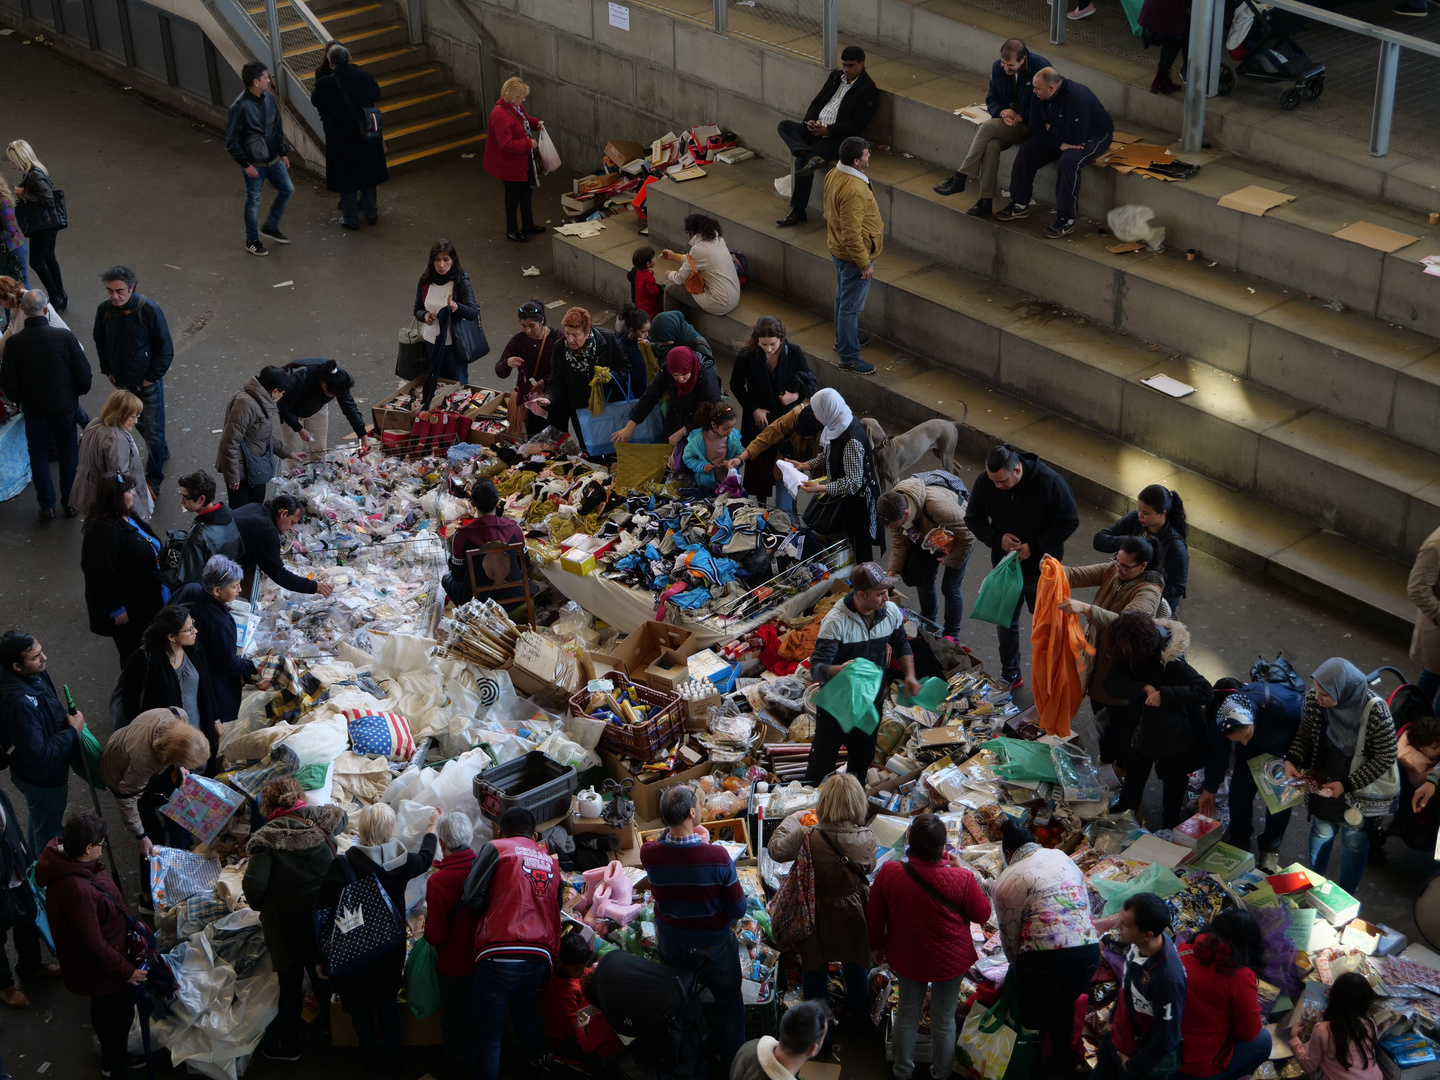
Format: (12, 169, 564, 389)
(228, 743, 300, 801)
(342, 708, 416, 758)
(159, 774, 246, 845)
(149, 847, 223, 909)
(993, 845, 1098, 958)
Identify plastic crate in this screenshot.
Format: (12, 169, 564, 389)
(474, 751, 577, 822)
(570, 671, 683, 759)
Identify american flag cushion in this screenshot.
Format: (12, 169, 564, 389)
(341, 709, 416, 759)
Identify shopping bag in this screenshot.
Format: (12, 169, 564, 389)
(70, 724, 107, 790)
(576, 373, 663, 456)
(970, 550, 1025, 625)
(149, 847, 222, 909)
(1248, 753, 1307, 815)
(813, 658, 884, 735)
(957, 982, 1018, 1080)
(765, 833, 817, 950)
(537, 128, 562, 174)
(158, 774, 245, 846)
(1092, 862, 1184, 917)
(978, 737, 1060, 783)
(27, 865, 54, 953)
(404, 939, 443, 1019)
(316, 859, 406, 977)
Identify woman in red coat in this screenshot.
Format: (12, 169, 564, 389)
(1177, 909, 1272, 1080)
(36, 812, 146, 1079)
(483, 76, 546, 243)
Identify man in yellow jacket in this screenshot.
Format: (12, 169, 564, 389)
(823, 137, 884, 375)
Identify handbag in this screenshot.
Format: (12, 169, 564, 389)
(970, 549, 1025, 625)
(333, 74, 383, 143)
(1346, 697, 1401, 818)
(766, 833, 817, 950)
(14, 189, 67, 236)
(802, 492, 848, 537)
(239, 436, 276, 486)
(396, 321, 428, 380)
(683, 254, 705, 295)
(451, 315, 491, 365)
(957, 980, 1018, 1080)
(315, 853, 407, 977)
(576, 372, 663, 456)
(507, 329, 547, 437)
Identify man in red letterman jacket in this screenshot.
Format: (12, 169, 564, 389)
(462, 806, 561, 1080)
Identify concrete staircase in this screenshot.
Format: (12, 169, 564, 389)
(281, 0, 484, 166)
(545, 10, 1440, 642)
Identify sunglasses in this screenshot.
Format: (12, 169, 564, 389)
(518, 304, 545, 320)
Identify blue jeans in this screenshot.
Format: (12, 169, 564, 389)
(997, 576, 1040, 681)
(439, 972, 473, 1065)
(243, 161, 294, 244)
(1179, 1028, 1273, 1080)
(12, 776, 68, 855)
(894, 973, 963, 1080)
(348, 1000, 402, 1065)
(907, 548, 970, 638)
(1309, 817, 1370, 895)
(832, 256, 873, 367)
(1227, 749, 1293, 854)
(1420, 669, 1440, 714)
(23, 409, 79, 510)
(658, 932, 746, 1077)
(472, 957, 547, 1080)
(800, 961, 868, 1053)
(131, 380, 168, 486)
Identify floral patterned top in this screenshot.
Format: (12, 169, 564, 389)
(0, 192, 24, 269)
(994, 845, 1099, 958)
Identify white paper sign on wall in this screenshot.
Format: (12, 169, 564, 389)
(608, 2, 630, 29)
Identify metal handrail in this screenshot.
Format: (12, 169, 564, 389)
(203, 0, 326, 146)
(288, 0, 331, 45)
(1254, 0, 1440, 56)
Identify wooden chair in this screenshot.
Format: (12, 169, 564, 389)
(466, 540, 535, 628)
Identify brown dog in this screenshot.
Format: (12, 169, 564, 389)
(861, 405, 970, 491)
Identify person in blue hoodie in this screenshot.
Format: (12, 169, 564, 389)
(1097, 892, 1188, 1080)
(681, 401, 743, 489)
(0, 632, 82, 854)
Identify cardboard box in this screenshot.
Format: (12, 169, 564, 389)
(560, 192, 595, 216)
(640, 815, 750, 857)
(601, 746, 710, 824)
(580, 650, 627, 684)
(567, 799, 642, 866)
(575, 172, 625, 196)
(613, 620, 697, 686)
(371, 378, 503, 435)
(559, 534, 614, 578)
(510, 631, 581, 701)
(331, 994, 442, 1045)
(1341, 919, 1383, 954)
(605, 140, 646, 169)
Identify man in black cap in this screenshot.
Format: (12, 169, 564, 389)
(805, 562, 921, 783)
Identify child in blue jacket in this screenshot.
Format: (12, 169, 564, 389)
(681, 401, 741, 489)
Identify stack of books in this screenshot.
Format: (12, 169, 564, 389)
(1172, 814, 1224, 853)
(1189, 842, 1256, 881)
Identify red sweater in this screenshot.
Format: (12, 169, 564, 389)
(483, 101, 540, 182)
(540, 973, 583, 1044)
(866, 859, 992, 983)
(424, 848, 480, 977)
(1178, 944, 1264, 1077)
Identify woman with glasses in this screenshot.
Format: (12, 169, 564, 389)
(70, 390, 151, 523)
(494, 298, 556, 438)
(1057, 535, 1167, 765)
(173, 555, 255, 727)
(80, 473, 167, 665)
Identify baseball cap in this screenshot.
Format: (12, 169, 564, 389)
(850, 562, 900, 592)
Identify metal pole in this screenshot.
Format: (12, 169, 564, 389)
(406, 0, 422, 45)
(1180, 0, 1214, 152)
(1049, 0, 1066, 48)
(1370, 40, 1400, 157)
(713, 0, 726, 34)
(822, 0, 837, 70)
(1207, 0, 1224, 96)
(263, 0, 283, 98)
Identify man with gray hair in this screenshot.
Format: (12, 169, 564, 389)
(173, 553, 255, 724)
(93, 264, 173, 490)
(310, 42, 389, 230)
(640, 782, 748, 1072)
(0, 288, 92, 520)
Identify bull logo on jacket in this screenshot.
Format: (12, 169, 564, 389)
(521, 849, 556, 900)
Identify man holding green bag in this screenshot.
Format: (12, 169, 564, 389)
(805, 563, 922, 784)
(0, 632, 82, 854)
(965, 444, 1078, 688)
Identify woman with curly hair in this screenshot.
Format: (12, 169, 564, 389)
(1178, 908, 1270, 1080)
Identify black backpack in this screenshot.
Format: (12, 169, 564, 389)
(1250, 653, 1306, 695)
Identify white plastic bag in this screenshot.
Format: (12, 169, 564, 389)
(774, 173, 793, 198)
(537, 128, 562, 174)
(278, 714, 348, 768)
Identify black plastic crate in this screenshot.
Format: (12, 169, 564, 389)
(474, 751, 577, 822)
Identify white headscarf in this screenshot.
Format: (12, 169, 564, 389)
(811, 387, 853, 450)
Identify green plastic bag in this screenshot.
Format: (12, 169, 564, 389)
(979, 737, 1059, 783)
(1092, 862, 1184, 916)
(897, 676, 950, 712)
(403, 939, 442, 1019)
(970, 550, 1025, 626)
(70, 725, 107, 791)
(813, 658, 884, 735)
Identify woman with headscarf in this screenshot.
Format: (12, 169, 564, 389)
(1284, 658, 1399, 895)
(532, 306, 633, 450)
(646, 309, 713, 366)
(609, 342, 722, 466)
(785, 388, 881, 563)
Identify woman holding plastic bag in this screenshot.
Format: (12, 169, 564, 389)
(98, 707, 210, 856)
(482, 76, 546, 243)
(994, 819, 1101, 1078)
(320, 802, 438, 1069)
(244, 776, 348, 1062)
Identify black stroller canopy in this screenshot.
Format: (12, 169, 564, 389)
(593, 949, 698, 1039)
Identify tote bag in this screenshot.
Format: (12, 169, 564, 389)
(765, 832, 817, 950)
(404, 939, 443, 1018)
(536, 129, 562, 174)
(396, 321, 428, 380)
(316, 855, 406, 977)
(957, 982, 1018, 1080)
(577, 373, 663, 456)
(970, 550, 1025, 625)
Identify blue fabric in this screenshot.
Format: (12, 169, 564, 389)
(1308, 817, 1369, 895)
(832, 256, 873, 367)
(133, 379, 168, 486)
(242, 160, 293, 244)
(0, 415, 30, 502)
(669, 588, 711, 610)
(1179, 1029, 1273, 1080)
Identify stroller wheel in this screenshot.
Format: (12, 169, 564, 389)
(1218, 64, 1237, 96)
(1306, 75, 1325, 99)
(1279, 86, 1303, 110)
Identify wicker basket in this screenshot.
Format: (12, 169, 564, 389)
(571, 671, 683, 759)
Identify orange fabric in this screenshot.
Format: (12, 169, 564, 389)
(1031, 555, 1094, 737)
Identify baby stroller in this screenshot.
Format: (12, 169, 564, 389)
(1218, 0, 1325, 110)
(1377, 682, 1440, 853)
(548, 949, 712, 1080)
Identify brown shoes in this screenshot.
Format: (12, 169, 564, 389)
(0, 984, 30, 1008)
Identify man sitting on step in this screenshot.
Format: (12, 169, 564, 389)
(995, 67, 1114, 239)
(775, 46, 879, 229)
(934, 37, 1050, 220)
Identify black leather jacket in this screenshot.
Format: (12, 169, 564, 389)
(225, 88, 287, 166)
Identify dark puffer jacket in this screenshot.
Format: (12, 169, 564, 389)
(244, 804, 348, 971)
(965, 451, 1079, 581)
(1103, 619, 1211, 765)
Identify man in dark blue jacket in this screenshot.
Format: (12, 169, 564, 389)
(0, 632, 82, 855)
(225, 60, 292, 256)
(93, 264, 173, 490)
(995, 67, 1114, 238)
(1097, 893, 1187, 1080)
(775, 46, 880, 228)
(0, 783, 60, 1007)
(933, 38, 1049, 219)
(232, 495, 334, 598)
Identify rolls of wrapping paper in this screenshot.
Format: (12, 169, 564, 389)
(446, 599, 522, 669)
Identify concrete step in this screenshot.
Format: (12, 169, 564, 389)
(372, 65, 443, 94)
(385, 131, 486, 168)
(283, 21, 404, 61)
(378, 87, 459, 120)
(551, 217, 1414, 641)
(726, 152, 1440, 456)
(382, 109, 479, 153)
(296, 42, 421, 78)
(314, 2, 388, 35)
(638, 166, 1440, 565)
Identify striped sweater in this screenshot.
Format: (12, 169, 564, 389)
(640, 832, 747, 949)
(1286, 691, 1397, 794)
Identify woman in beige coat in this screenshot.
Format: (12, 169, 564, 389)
(1409, 526, 1440, 711)
(215, 365, 296, 510)
(70, 390, 152, 522)
(1059, 534, 1166, 767)
(97, 707, 210, 856)
(766, 773, 875, 1043)
(879, 475, 976, 639)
